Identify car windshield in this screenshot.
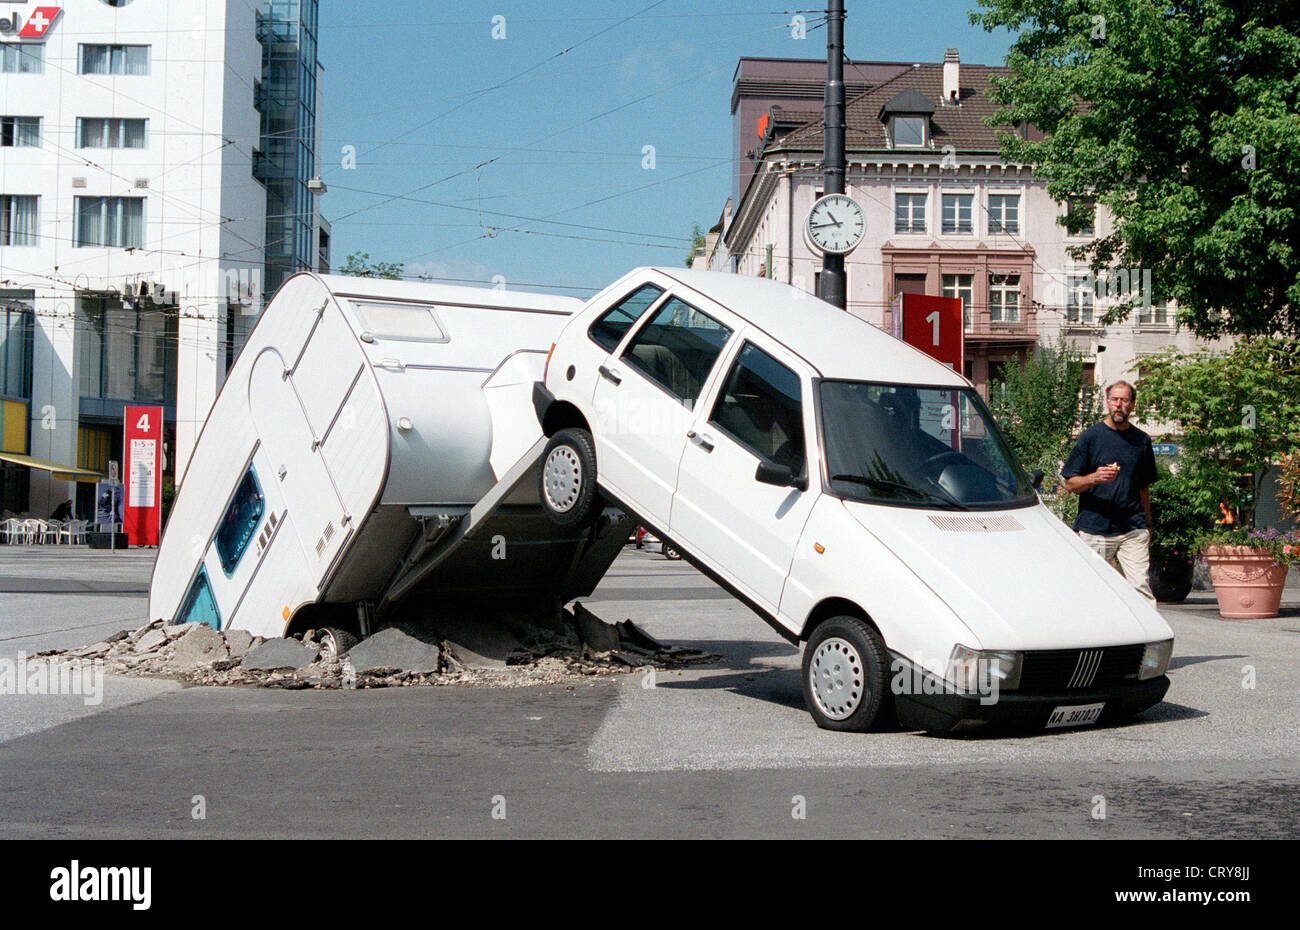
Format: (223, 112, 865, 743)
(819, 380, 1035, 509)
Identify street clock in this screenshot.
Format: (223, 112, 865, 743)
(805, 193, 866, 255)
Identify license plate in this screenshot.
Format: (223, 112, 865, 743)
(1045, 702, 1104, 728)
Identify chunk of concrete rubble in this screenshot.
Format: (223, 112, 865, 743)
(243, 638, 320, 671)
(344, 627, 440, 674)
(164, 622, 203, 642)
(133, 628, 168, 654)
(426, 615, 522, 669)
(224, 629, 254, 659)
(572, 602, 620, 652)
(105, 629, 131, 645)
(172, 625, 229, 668)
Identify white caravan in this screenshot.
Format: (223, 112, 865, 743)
(148, 273, 633, 641)
(533, 268, 1175, 735)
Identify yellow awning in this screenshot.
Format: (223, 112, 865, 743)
(0, 451, 106, 482)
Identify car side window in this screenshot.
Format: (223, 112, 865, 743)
(620, 296, 733, 407)
(588, 283, 663, 353)
(709, 342, 805, 472)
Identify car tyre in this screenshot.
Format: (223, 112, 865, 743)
(540, 428, 598, 527)
(801, 615, 892, 732)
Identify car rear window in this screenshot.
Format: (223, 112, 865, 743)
(588, 284, 663, 352)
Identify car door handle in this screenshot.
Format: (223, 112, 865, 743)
(686, 430, 714, 452)
(598, 365, 622, 385)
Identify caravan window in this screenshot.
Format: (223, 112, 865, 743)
(351, 300, 448, 342)
(216, 466, 264, 575)
(176, 567, 221, 631)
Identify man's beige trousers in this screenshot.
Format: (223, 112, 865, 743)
(1078, 528, 1155, 601)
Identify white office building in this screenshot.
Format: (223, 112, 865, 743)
(0, 0, 326, 519)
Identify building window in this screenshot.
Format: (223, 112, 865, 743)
(988, 193, 1020, 235)
(1, 117, 40, 147)
(894, 193, 927, 234)
(78, 427, 112, 473)
(941, 193, 974, 234)
(77, 298, 176, 404)
(76, 118, 147, 149)
(1066, 198, 1096, 237)
(1, 293, 35, 401)
(79, 44, 150, 76)
(988, 275, 1021, 322)
(941, 274, 974, 326)
(1067, 275, 1094, 323)
(0, 42, 43, 74)
(74, 197, 144, 248)
(0, 196, 38, 246)
(1138, 299, 1172, 327)
(891, 116, 926, 147)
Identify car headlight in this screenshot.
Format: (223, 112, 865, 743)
(948, 644, 1023, 693)
(1139, 639, 1174, 680)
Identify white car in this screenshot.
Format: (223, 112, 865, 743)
(532, 268, 1173, 735)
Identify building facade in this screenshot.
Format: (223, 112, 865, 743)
(719, 53, 1224, 400)
(0, 0, 325, 519)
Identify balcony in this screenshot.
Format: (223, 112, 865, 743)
(965, 306, 1038, 343)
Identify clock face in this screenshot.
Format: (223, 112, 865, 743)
(806, 194, 866, 255)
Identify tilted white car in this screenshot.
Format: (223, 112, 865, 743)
(532, 268, 1173, 735)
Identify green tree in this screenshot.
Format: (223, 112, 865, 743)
(1137, 337, 1300, 526)
(988, 335, 1099, 467)
(339, 251, 404, 279)
(971, 0, 1300, 337)
(685, 223, 706, 267)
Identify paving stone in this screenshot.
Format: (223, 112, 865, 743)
(345, 627, 441, 674)
(242, 638, 320, 672)
(172, 625, 229, 668)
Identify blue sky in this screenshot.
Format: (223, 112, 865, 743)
(318, 1, 1014, 297)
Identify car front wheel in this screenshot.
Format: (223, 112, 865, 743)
(540, 427, 598, 527)
(801, 615, 892, 732)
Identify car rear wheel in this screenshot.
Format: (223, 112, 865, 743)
(801, 615, 892, 732)
(540, 428, 598, 527)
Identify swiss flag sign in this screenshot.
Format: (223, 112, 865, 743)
(18, 7, 62, 39)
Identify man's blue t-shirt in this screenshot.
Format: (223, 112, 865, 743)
(1061, 421, 1158, 535)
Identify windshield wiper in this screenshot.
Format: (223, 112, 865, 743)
(830, 474, 969, 510)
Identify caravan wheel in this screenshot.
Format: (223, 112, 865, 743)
(540, 428, 598, 527)
(319, 627, 358, 662)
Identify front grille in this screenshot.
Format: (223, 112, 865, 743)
(1018, 644, 1145, 691)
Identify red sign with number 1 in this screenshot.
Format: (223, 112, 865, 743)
(123, 406, 163, 547)
(900, 293, 964, 372)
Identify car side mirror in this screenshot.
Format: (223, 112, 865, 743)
(756, 460, 807, 492)
(1029, 469, 1045, 489)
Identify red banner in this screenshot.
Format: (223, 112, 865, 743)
(123, 406, 163, 547)
(900, 293, 964, 372)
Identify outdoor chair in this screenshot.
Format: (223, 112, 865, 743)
(0, 518, 21, 544)
(58, 519, 88, 545)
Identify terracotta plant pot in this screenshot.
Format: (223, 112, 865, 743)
(1201, 545, 1289, 619)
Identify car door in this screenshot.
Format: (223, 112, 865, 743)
(670, 331, 819, 614)
(591, 294, 735, 528)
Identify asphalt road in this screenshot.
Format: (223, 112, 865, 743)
(1, 545, 1297, 838)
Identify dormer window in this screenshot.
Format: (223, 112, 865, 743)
(892, 115, 926, 147)
(880, 89, 935, 150)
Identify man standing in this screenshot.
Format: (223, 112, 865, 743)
(1061, 380, 1158, 600)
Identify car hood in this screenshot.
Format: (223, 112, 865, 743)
(840, 499, 1174, 651)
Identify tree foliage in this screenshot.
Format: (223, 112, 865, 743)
(1136, 337, 1300, 526)
(685, 223, 706, 267)
(339, 251, 404, 280)
(971, 0, 1300, 337)
(988, 335, 1100, 465)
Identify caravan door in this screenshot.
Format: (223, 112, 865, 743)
(249, 348, 349, 583)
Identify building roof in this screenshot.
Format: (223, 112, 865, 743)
(648, 268, 966, 387)
(771, 62, 1013, 155)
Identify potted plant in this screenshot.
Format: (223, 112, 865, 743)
(1195, 525, 1299, 619)
(1146, 464, 1210, 603)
